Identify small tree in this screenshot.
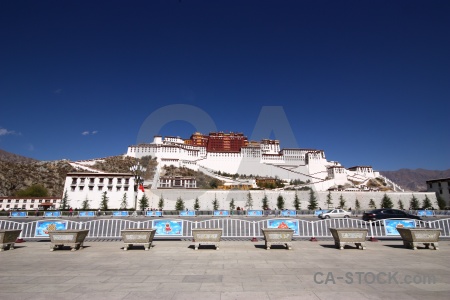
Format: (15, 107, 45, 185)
(120, 193, 128, 209)
(355, 198, 360, 210)
(229, 198, 235, 210)
(60, 190, 70, 210)
(307, 189, 318, 210)
(436, 193, 446, 210)
(422, 195, 433, 209)
(81, 196, 90, 210)
(262, 194, 269, 210)
(246, 192, 253, 209)
(339, 194, 346, 209)
(398, 199, 404, 210)
(175, 197, 185, 211)
(326, 191, 333, 209)
(16, 184, 49, 197)
(139, 194, 149, 211)
(100, 191, 109, 210)
(194, 197, 200, 211)
(212, 195, 219, 210)
(409, 195, 420, 210)
(277, 194, 285, 210)
(158, 195, 165, 210)
(380, 194, 393, 209)
(293, 192, 301, 210)
(369, 199, 376, 209)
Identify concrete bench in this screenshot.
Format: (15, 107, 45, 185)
(121, 228, 156, 251)
(48, 230, 90, 251)
(329, 228, 368, 250)
(0, 229, 22, 252)
(261, 228, 294, 250)
(397, 228, 441, 250)
(192, 228, 222, 250)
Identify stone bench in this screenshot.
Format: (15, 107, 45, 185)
(329, 228, 368, 250)
(0, 229, 22, 252)
(261, 228, 294, 250)
(121, 228, 156, 251)
(192, 228, 222, 250)
(397, 228, 441, 250)
(48, 230, 90, 251)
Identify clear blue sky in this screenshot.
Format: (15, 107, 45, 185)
(1, 0, 449, 171)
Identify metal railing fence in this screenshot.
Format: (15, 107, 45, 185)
(1, 218, 449, 240)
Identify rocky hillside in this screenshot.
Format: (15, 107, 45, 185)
(0, 149, 37, 164)
(380, 169, 450, 192)
(0, 159, 77, 197)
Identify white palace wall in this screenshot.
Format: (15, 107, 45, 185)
(144, 189, 437, 211)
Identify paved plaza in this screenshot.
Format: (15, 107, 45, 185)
(0, 239, 449, 300)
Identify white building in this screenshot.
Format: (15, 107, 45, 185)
(427, 178, 450, 207)
(126, 133, 385, 192)
(63, 172, 137, 209)
(159, 176, 197, 189)
(0, 197, 61, 211)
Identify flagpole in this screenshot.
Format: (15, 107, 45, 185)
(130, 162, 146, 211)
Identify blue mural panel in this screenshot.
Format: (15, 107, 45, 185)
(247, 210, 263, 216)
(10, 211, 27, 217)
(35, 220, 68, 237)
(79, 211, 95, 217)
(179, 211, 196, 216)
(384, 219, 416, 236)
(154, 220, 183, 236)
(44, 211, 61, 217)
(213, 210, 230, 216)
(112, 211, 129, 216)
(417, 210, 434, 217)
(280, 210, 297, 217)
(146, 211, 163, 217)
(267, 219, 299, 235)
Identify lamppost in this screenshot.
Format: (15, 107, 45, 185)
(130, 162, 147, 210)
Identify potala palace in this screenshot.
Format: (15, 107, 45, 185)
(126, 132, 402, 192)
(57, 131, 436, 210)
